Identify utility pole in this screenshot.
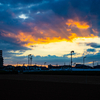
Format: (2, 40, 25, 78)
(83, 56, 86, 70)
(28, 54, 32, 66)
(23, 63, 25, 66)
(44, 62, 46, 67)
(93, 61, 95, 68)
(83, 56, 86, 65)
(71, 51, 74, 72)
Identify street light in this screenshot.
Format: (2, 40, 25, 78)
(83, 56, 86, 70)
(83, 56, 86, 65)
(28, 54, 31, 66)
(28, 54, 32, 66)
(93, 61, 96, 68)
(71, 50, 74, 72)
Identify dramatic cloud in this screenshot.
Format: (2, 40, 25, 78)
(4, 52, 100, 66)
(66, 19, 90, 29)
(0, 0, 44, 5)
(0, 0, 100, 65)
(87, 49, 96, 52)
(86, 43, 100, 48)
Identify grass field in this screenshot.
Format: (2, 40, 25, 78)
(0, 78, 100, 100)
(1, 70, 100, 76)
(23, 70, 100, 76)
(0, 74, 100, 84)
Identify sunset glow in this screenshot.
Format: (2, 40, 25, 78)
(66, 19, 90, 29)
(0, 0, 100, 66)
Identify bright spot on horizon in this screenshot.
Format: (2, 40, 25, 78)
(19, 14, 28, 19)
(14, 36, 100, 58)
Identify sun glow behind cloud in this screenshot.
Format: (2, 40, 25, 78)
(1, 17, 100, 61)
(1, 18, 97, 46)
(1, 0, 100, 65)
(13, 36, 100, 60)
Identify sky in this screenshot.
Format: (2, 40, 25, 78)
(0, 0, 100, 66)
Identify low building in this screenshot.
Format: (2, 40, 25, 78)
(75, 64, 92, 69)
(5, 65, 14, 71)
(27, 65, 38, 70)
(59, 65, 71, 69)
(93, 65, 100, 69)
(39, 66, 48, 70)
(48, 64, 54, 69)
(48, 64, 71, 70)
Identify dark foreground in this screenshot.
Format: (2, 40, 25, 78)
(0, 79, 100, 100)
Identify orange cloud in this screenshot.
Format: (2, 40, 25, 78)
(1, 18, 98, 47)
(92, 29, 99, 34)
(2, 29, 97, 47)
(40, 31, 43, 34)
(66, 29, 71, 31)
(68, 33, 77, 40)
(1, 30, 68, 46)
(66, 19, 90, 29)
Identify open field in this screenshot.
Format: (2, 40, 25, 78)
(0, 74, 100, 84)
(0, 74, 100, 100)
(23, 70, 100, 75)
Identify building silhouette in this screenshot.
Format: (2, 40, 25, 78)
(0, 50, 3, 67)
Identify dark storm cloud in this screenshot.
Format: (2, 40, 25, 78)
(12, 54, 71, 65)
(86, 43, 100, 48)
(0, 39, 31, 52)
(87, 49, 96, 52)
(82, 52, 100, 64)
(0, 0, 99, 40)
(0, 39, 32, 64)
(52, 0, 100, 19)
(72, 53, 100, 66)
(1, 0, 100, 65)
(0, 0, 100, 20)
(7, 52, 100, 66)
(0, 0, 100, 34)
(0, 0, 44, 5)
(4, 54, 28, 65)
